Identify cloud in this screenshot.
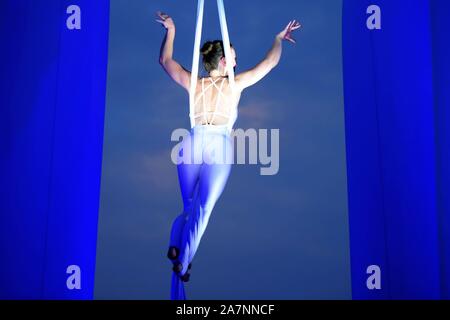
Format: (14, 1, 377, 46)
(237, 97, 285, 128)
(129, 148, 179, 193)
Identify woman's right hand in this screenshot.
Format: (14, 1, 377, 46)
(155, 11, 175, 30)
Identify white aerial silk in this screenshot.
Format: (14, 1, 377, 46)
(188, 0, 236, 133)
(172, 0, 235, 300)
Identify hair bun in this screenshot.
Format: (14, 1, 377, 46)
(201, 41, 214, 56)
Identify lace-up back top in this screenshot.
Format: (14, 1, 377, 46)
(189, 76, 241, 131)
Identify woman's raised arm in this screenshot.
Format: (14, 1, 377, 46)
(156, 11, 191, 93)
(235, 20, 301, 91)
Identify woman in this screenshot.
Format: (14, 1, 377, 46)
(156, 10, 301, 299)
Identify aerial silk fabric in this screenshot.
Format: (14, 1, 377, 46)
(0, 0, 110, 299)
(343, 0, 450, 299)
(173, 0, 236, 300)
(189, 0, 236, 132)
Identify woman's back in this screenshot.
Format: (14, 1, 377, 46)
(191, 76, 242, 126)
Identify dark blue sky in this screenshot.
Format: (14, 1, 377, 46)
(95, 0, 350, 299)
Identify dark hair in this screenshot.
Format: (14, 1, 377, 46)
(200, 40, 234, 73)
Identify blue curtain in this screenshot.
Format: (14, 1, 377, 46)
(343, 0, 450, 299)
(0, 0, 110, 299)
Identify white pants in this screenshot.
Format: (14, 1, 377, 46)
(169, 124, 234, 299)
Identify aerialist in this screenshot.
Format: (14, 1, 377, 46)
(156, 3, 301, 300)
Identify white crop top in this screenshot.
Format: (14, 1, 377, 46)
(189, 77, 238, 132)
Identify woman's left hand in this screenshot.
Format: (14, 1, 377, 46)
(277, 20, 302, 44)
